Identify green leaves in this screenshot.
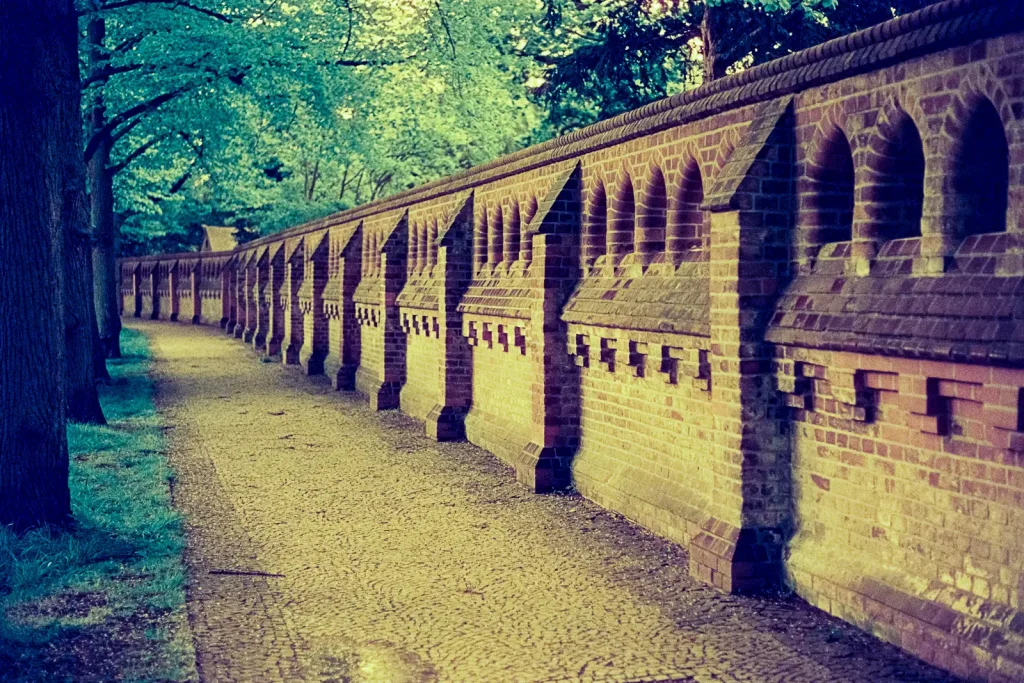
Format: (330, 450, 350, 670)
(89, 0, 546, 254)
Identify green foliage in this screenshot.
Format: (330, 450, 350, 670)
(86, 0, 544, 254)
(89, 0, 941, 255)
(0, 329, 195, 682)
(526, 0, 940, 135)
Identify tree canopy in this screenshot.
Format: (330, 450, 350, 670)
(80, 0, 939, 256)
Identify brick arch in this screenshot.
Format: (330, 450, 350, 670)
(408, 220, 421, 275)
(607, 171, 635, 264)
(945, 92, 1010, 238)
(520, 195, 539, 263)
(804, 124, 856, 248)
(487, 202, 503, 268)
(583, 178, 607, 269)
(794, 105, 860, 264)
(668, 156, 706, 263)
(427, 217, 438, 270)
(635, 165, 668, 263)
(417, 218, 430, 273)
(504, 199, 521, 267)
(473, 205, 487, 274)
(962, 64, 1024, 235)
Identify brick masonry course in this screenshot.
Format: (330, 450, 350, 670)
(120, 1, 1024, 679)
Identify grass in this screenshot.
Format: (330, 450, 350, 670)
(0, 329, 196, 682)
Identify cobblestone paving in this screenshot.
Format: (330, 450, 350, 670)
(136, 321, 965, 683)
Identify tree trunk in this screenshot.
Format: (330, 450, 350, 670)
(87, 16, 122, 359)
(701, 3, 726, 82)
(92, 313, 111, 382)
(0, 0, 74, 529)
(65, 160, 107, 423)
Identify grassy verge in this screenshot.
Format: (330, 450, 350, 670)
(0, 329, 196, 682)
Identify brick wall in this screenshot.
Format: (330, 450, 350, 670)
(118, 2, 1024, 679)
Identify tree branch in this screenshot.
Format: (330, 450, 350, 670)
(84, 86, 191, 163)
(109, 134, 169, 176)
(97, 0, 233, 23)
(434, 1, 457, 59)
(83, 62, 146, 88)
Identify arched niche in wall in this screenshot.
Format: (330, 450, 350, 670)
(607, 173, 635, 263)
(668, 158, 705, 263)
(504, 200, 521, 267)
(636, 166, 667, 264)
(474, 206, 488, 274)
(408, 221, 421, 275)
(417, 219, 430, 273)
(488, 203, 503, 268)
(583, 180, 607, 269)
(805, 127, 855, 248)
(427, 217, 438, 270)
(951, 95, 1009, 237)
(863, 108, 925, 244)
(520, 195, 539, 263)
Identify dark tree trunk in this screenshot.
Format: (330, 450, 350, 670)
(87, 16, 122, 359)
(0, 0, 74, 529)
(65, 159, 106, 423)
(701, 3, 726, 82)
(92, 314, 111, 383)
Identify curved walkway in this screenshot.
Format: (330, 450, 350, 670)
(136, 320, 962, 683)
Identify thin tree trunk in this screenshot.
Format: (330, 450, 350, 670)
(65, 153, 106, 423)
(0, 0, 74, 529)
(701, 3, 726, 82)
(87, 16, 122, 359)
(339, 164, 349, 201)
(92, 314, 110, 382)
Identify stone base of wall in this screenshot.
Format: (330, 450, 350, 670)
(356, 367, 401, 410)
(282, 342, 300, 365)
(789, 547, 1024, 683)
(298, 345, 325, 376)
(572, 456, 703, 548)
(399, 384, 435, 424)
(465, 408, 531, 475)
(425, 404, 466, 442)
(324, 357, 357, 391)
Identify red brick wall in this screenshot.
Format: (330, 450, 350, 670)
(119, 3, 1024, 679)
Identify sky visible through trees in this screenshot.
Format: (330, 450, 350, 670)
(85, 0, 938, 257)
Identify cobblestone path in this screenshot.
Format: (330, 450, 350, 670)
(136, 321, 963, 683)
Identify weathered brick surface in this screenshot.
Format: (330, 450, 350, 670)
(119, 2, 1024, 679)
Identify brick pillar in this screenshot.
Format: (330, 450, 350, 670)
(220, 258, 232, 329)
(190, 260, 202, 324)
(299, 233, 329, 375)
(252, 249, 270, 352)
(282, 241, 304, 365)
(324, 224, 362, 390)
(355, 214, 409, 410)
(132, 266, 142, 318)
(697, 96, 795, 593)
(519, 163, 582, 492)
(265, 246, 285, 356)
(232, 256, 247, 338)
(243, 256, 258, 344)
(222, 259, 234, 331)
(167, 261, 180, 322)
(149, 264, 160, 320)
(427, 194, 474, 441)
